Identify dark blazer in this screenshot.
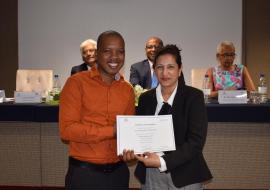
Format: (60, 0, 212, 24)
(71, 63, 88, 76)
(135, 76, 213, 188)
(129, 59, 152, 89)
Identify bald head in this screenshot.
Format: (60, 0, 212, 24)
(97, 30, 125, 50)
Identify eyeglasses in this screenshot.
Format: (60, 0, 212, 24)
(146, 45, 162, 50)
(219, 53, 236, 58)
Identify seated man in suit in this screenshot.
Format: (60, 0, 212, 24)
(129, 37, 163, 89)
(71, 39, 97, 75)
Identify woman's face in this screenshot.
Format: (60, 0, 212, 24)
(217, 45, 236, 69)
(154, 54, 181, 89)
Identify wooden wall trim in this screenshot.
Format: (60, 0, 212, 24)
(0, 0, 18, 97)
(242, 0, 246, 66)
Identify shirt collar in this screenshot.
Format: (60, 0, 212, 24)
(148, 59, 154, 73)
(86, 64, 91, 70)
(148, 59, 153, 67)
(89, 65, 124, 81)
(156, 82, 178, 107)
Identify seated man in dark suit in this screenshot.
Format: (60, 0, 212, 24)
(71, 39, 97, 75)
(129, 37, 163, 89)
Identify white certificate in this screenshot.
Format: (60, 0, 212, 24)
(116, 115, 176, 155)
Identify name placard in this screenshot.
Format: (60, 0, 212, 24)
(14, 91, 42, 103)
(218, 90, 247, 104)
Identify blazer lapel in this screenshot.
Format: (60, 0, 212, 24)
(145, 89, 157, 115)
(165, 76, 185, 155)
(143, 60, 152, 89)
(149, 90, 157, 115)
(171, 76, 186, 119)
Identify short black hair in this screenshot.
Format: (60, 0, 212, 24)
(153, 44, 182, 68)
(145, 37, 164, 48)
(97, 30, 124, 49)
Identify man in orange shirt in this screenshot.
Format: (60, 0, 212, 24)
(59, 30, 135, 190)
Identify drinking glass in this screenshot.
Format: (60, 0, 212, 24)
(249, 91, 260, 104)
(0, 90, 6, 103)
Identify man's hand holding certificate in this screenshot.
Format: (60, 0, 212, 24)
(116, 115, 176, 155)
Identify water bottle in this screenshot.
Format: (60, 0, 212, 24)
(47, 74, 61, 103)
(202, 74, 211, 103)
(258, 74, 268, 103)
(52, 74, 61, 100)
(53, 74, 61, 92)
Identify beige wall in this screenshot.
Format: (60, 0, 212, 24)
(18, 0, 242, 87)
(1, 1, 270, 97)
(244, 0, 270, 97)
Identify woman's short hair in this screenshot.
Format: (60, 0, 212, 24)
(216, 41, 235, 55)
(153, 44, 182, 68)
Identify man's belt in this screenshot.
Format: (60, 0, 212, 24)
(69, 157, 124, 173)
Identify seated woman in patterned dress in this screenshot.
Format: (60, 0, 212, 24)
(206, 41, 255, 98)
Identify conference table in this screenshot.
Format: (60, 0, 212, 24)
(0, 101, 270, 189)
(1, 100, 270, 122)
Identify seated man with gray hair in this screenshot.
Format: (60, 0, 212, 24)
(71, 39, 97, 75)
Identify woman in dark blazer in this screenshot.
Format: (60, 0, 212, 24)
(123, 45, 212, 189)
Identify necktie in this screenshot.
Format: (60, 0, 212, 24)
(151, 73, 158, 88)
(158, 102, 172, 115)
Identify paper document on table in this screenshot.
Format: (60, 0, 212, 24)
(116, 115, 175, 155)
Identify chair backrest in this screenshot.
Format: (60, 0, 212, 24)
(16, 69, 53, 97)
(191, 68, 208, 89)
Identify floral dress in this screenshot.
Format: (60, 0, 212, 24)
(213, 64, 244, 90)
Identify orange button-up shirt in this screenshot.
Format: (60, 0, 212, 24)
(59, 68, 135, 164)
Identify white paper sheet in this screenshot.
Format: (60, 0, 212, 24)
(116, 115, 175, 155)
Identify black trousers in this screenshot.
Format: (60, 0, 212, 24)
(65, 160, 130, 190)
